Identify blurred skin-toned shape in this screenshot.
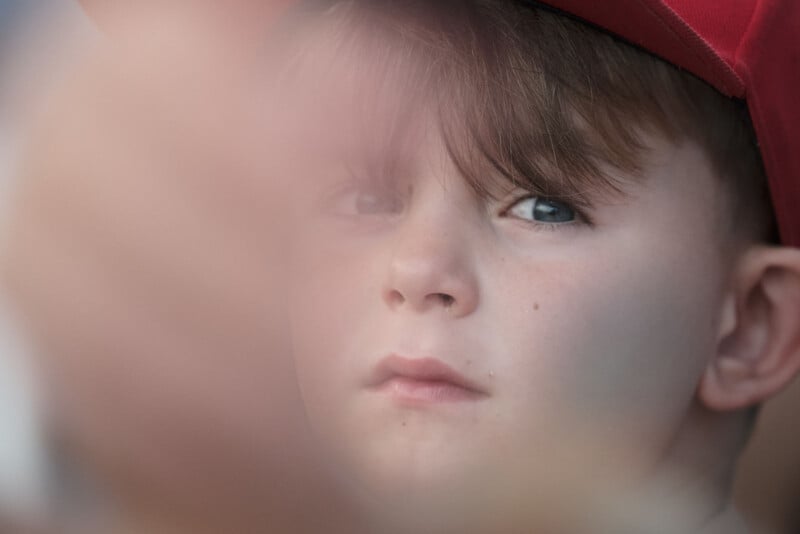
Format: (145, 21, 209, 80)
(2, 3, 357, 533)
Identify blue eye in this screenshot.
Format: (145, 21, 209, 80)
(507, 197, 576, 223)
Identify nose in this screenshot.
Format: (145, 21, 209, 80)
(382, 222, 479, 318)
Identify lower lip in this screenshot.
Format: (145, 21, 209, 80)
(376, 376, 483, 403)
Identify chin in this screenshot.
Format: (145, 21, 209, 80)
(351, 465, 488, 534)
(349, 453, 551, 534)
(334, 432, 459, 487)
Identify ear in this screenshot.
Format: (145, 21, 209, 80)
(699, 246, 800, 411)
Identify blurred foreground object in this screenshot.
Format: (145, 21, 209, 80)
(1, 2, 357, 532)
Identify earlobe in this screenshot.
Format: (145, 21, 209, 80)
(699, 247, 800, 411)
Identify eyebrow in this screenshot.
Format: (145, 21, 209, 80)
(437, 111, 641, 212)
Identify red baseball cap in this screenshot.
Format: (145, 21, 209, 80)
(531, 0, 800, 246)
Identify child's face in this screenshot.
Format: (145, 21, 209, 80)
(287, 117, 732, 508)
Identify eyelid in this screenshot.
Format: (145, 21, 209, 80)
(323, 177, 405, 218)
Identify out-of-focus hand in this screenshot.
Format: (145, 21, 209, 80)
(1, 5, 354, 533)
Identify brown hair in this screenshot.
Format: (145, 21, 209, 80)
(277, 0, 774, 241)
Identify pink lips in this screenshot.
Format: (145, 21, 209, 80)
(367, 355, 488, 404)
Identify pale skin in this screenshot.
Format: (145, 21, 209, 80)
(287, 115, 800, 531)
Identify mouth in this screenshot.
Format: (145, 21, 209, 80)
(366, 354, 489, 404)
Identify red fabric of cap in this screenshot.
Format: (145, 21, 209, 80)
(538, 0, 800, 246)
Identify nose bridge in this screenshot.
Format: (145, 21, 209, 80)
(383, 191, 479, 317)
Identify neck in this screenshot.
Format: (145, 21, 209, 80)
(635, 400, 747, 532)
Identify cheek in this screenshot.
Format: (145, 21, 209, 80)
(491, 241, 723, 450)
(288, 238, 378, 405)
(564, 266, 713, 411)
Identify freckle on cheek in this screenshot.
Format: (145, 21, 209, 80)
(533, 302, 540, 311)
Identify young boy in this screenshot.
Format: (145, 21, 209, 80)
(277, 1, 800, 532)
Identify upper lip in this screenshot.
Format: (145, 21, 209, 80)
(366, 354, 489, 395)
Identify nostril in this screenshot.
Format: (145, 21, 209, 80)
(434, 293, 455, 307)
(386, 289, 405, 307)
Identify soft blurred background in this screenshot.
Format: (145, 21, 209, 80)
(0, 0, 94, 520)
